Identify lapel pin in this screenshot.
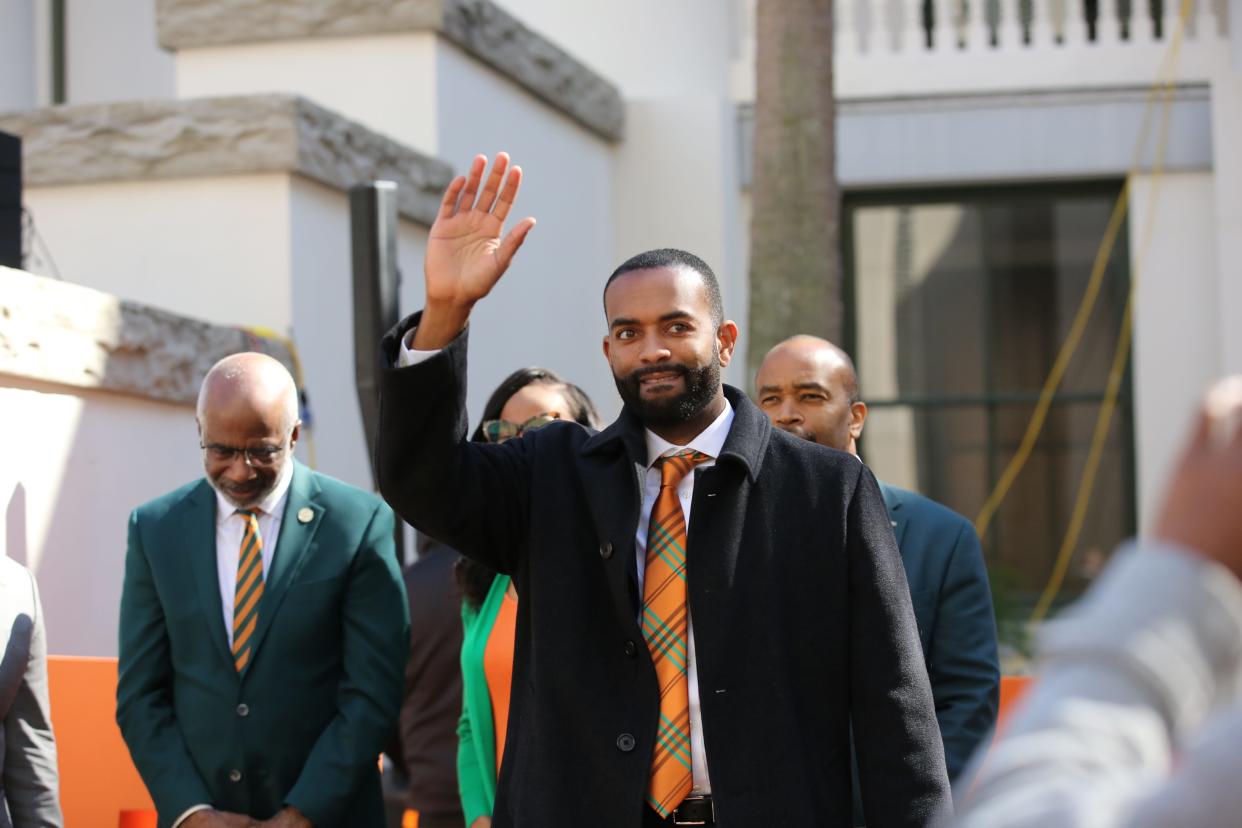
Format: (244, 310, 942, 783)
(298, 507, 314, 524)
(891, 521, 898, 527)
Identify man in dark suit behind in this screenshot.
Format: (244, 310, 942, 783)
(388, 533, 466, 828)
(755, 336, 1000, 780)
(375, 153, 950, 827)
(117, 353, 409, 828)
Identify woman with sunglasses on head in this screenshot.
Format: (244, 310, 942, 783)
(457, 367, 601, 828)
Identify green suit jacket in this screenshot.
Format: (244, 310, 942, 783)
(117, 462, 410, 828)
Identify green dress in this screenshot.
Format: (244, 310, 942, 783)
(456, 573, 511, 824)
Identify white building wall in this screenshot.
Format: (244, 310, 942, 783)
(175, 34, 441, 154)
(288, 177, 431, 491)
(1130, 171, 1220, 528)
(0, 1, 38, 112)
(20, 175, 295, 331)
(1210, 72, 1242, 374)
(495, 0, 734, 99)
(0, 379, 201, 656)
(612, 97, 748, 386)
(23, 172, 430, 495)
(432, 42, 621, 418)
(65, 0, 175, 104)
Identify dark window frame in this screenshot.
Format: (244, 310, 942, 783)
(842, 179, 1138, 605)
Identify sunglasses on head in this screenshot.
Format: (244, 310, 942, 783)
(481, 413, 559, 443)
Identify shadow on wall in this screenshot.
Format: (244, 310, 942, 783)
(6, 481, 26, 566)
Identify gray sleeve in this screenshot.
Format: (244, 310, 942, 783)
(953, 542, 1242, 828)
(3, 570, 64, 828)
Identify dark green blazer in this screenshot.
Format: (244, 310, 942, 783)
(117, 462, 409, 828)
(880, 483, 1000, 779)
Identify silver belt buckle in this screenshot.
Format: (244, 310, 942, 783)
(672, 796, 714, 826)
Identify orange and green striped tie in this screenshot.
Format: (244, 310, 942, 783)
(642, 449, 710, 818)
(232, 509, 264, 672)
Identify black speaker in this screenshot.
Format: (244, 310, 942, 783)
(0, 131, 19, 269)
(349, 180, 402, 480)
(349, 180, 406, 562)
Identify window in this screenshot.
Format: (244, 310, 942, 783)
(845, 182, 1135, 604)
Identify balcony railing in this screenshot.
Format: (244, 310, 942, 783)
(837, 0, 1228, 55)
(731, 0, 1232, 99)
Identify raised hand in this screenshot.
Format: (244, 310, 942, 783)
(416, 153, 536, 349)
(1154, 375, 1242, 579)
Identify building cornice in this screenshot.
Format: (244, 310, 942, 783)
(0, 94, 453, 225)
(0, 266, 297, 406)
(155, 0, 625, 141)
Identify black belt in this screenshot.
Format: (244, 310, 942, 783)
(646, 795, 716, 826)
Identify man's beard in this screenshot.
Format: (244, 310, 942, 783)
(209, 468, 281, 509)
(614, 358, 721, 428)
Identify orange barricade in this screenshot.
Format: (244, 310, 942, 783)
(46, 656, 156, 828)
(45, 654, 1035, 826)
(996, 674, 1034, 734)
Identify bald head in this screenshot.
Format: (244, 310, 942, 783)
(197, 352, 301, 509)
(755, 336, 868, 452)
(197, 352, 299, 432)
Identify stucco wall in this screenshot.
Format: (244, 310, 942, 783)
(66, 0, 176, 105)
(432, 41, 621, 418)
(1130, 170, 1221, 530)
(175, 33, 441, 155)
(1, 379, 200, 656)
(0, 1, 38, 112)
(21, 175, 295, 331)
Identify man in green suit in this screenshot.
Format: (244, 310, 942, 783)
(755, 336, 1000, 781)
(117, 353, 409, 828)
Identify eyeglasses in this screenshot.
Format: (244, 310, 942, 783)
(480, 413, 558, 443)
(200, 442, 288, 467)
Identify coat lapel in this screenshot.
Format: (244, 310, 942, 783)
(247, 463, 324, 668)
(880, 482, 910, 547)
(577, 412, 648, 641)
(185, 481, 233, 671)
(685, 388, 768, 672)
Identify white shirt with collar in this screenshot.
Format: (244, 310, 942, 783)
(212, 461, 293, 648)
(175, 463, 294, 828)
(400, 329, 732, 794)
(636, 399, 734, 796)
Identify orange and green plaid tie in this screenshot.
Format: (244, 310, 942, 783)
(642, 449, 711, 818)
(232, 509, 264, 672)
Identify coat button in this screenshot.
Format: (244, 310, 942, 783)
(616, 733, 636, 752)
(623, 640, 637, 657)
(236, 703, 250, 717)
(228, 769, 242, 783)
(599, 541, 613, 560)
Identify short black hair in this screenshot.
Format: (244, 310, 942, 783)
(603, 248, 724, 327)
(469, 366, 598, 442)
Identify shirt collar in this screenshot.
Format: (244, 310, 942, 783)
(213, 460, 295, 525)
(643, 399, 735, 468)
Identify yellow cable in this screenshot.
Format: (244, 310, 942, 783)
(1027, 0, 1189, 621)
(972, 0, 1191, 543)
(241, 325, 318, 470)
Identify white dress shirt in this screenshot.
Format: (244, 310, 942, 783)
(399, 330, 732, 793)
(212, 463, 292, 648)
(636, 400, 734, 796)
(174, 464, 293, 828)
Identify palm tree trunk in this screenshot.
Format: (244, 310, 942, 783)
(747, 0, 841, 375)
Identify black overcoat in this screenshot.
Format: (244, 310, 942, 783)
(377, 318, 951, 828)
